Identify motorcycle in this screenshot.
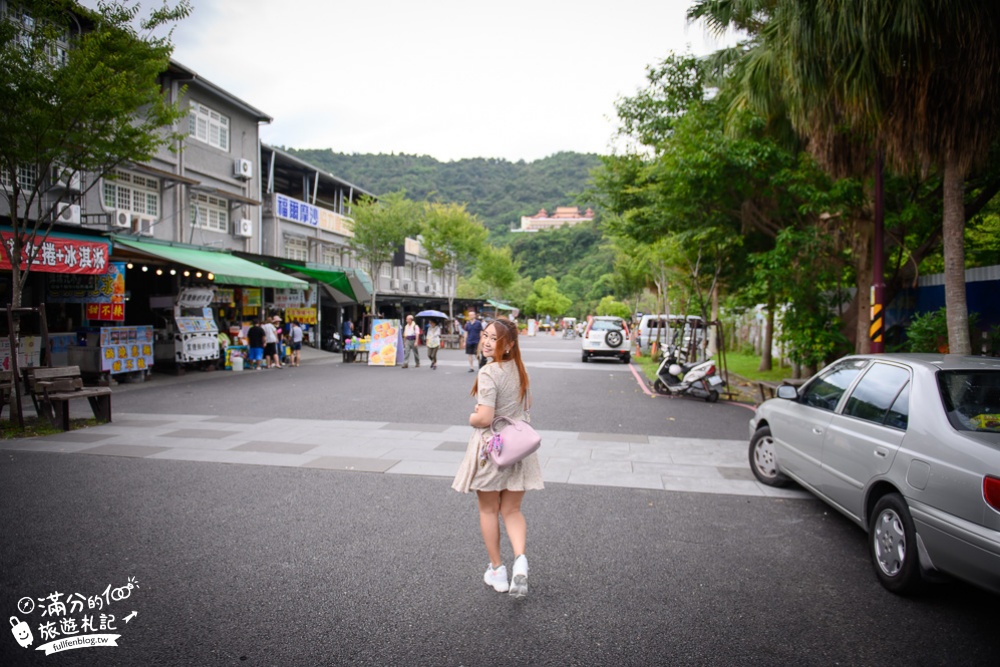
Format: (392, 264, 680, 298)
(653, 346, 724, 402)
(322, 331, 343, 353)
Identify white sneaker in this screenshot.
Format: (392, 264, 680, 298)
(509, 554, 528, 598)
(483, 564, 509, 593)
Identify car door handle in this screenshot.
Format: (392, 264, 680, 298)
(812, 427, 823, 435)
(874, 448, 888, 458)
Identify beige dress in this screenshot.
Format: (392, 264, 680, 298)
(451, 361, 544, 493)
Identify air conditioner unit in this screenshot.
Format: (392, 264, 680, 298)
(234, 158, 253, 180)
(112, 208, 132, 228)
(424, 285, 431, 294)
(235, 218, 253, 238)
(55, 203, 80, 225)
(51, 167, 81, 191)
(390, 278, 400, 290)
(134, 217, 155, 236)
(402, 282, 411, 292)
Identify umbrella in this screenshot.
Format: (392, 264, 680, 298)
(416, 309, 448, 319)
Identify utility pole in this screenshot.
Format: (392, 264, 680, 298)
(870, 151, 886, 353)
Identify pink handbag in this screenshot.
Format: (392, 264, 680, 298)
(483, 415, 541, 468)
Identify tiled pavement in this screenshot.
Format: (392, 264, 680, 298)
(0, 412, 810, 499)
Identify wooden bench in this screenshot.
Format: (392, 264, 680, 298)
(22, 366, 112, 430)
(0, 370, 13, 420)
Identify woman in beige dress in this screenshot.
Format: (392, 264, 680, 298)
(452, 318, 543, 598)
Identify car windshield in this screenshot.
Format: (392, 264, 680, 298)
(590, 320, 622, 331)
(937, 370, 1000, 433)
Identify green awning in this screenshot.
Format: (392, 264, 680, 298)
(487, 299, 516, 311)
(113, 238, 308, 289)
(279, 262, 357, 302)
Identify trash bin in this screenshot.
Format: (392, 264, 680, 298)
(231, 356, 244, 372)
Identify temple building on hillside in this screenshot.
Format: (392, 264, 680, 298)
(514, 206, 595, 232)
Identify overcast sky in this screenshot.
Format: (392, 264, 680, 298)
(144, 1, 736, 162)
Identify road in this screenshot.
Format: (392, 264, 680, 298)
(1, 336, 997, 666)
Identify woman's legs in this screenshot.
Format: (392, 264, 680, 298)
(499, 490, 527, 557)
(476, 491, 502, 566)
(476, 489, 528, 566)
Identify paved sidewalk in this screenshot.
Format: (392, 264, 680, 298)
(0, 412, 808, 499)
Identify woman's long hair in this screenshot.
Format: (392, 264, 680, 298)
(470, 318, 530, 407)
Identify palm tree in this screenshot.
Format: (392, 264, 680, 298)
(690, 0, 1000, 354)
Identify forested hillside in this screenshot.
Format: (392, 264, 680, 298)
(285, 149, 602, 235)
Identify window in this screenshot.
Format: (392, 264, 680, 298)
(188, 102, 230, 151)
(103, 170, 160, 216)
(938, 371, 1000, 433)
(190, 193, 228, 233)
(843, 363, 911, 428)
(284, 237, 308, 262)
(380, 264, 392, 278)
(800, 359, 868, 412)
(0, 163, 38, 191)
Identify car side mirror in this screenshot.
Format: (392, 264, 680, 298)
(776, 384, 799, 400)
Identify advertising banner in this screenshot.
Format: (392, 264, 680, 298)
(99, 326, 154, 374)
(0, 230, 110, 275)
(51, 262, 126, 321)
(284, 307, 316, 325)
(368, 319, 401, 366)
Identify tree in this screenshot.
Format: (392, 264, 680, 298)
(347, 190, 423, 313)
(471, 244, 520, 301)
(1, 0, 192, 312)
(420, 201, 487, 318)
(595, 295, 631, 320)
(691, 0, 1000, 354)
(524, 276, 572, 319)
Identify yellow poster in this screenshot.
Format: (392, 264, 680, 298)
(368, 319, 400, 367)
(284, 307, 317, 325)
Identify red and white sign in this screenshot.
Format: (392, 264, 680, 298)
(1, 231, 110, 275)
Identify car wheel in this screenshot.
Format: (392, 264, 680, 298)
(605, 330, 623, 347)
(622, 353, 631, 364)
(748, 426, 789, 487)
(706, 389, 719, 403)
(869, 493, 923, 595)
(581, 352, 589, 363)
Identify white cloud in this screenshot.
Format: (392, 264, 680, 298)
(135, 0, 737, 161)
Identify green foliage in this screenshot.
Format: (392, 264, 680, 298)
(347, 191, 423, 310)
(905, 308, 981, 353)
(472, 245, 520, 299)
(595, 296, 631, 319)
(284, 150, 602, 235)
(905, 308, 949, 353)
(421, 201, 487, 271)
(524, 276, 572, 318)
(0, 0, 192, 306)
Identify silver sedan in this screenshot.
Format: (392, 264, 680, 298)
(748, 354, 1000, 595)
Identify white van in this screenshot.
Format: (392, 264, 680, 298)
(636, 314, 706, 355)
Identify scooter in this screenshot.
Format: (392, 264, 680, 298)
(322, 331, 342, 353)
(653, 346, 723, 402)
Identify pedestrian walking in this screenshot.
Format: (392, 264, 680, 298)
(463, 310, 483, 373)
(262, 317, 282, 369)
(426, 319, 442, 370)
(452, 318, 542, 598)
(247, 319, 266, 370)
(289, 321, 304, 367)
(401, 314, 421, 368)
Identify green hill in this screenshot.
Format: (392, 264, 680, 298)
(284, 149, 602, 235)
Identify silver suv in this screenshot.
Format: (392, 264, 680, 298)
(581, 316, 630, 364)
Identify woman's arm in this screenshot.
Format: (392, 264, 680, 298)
(469, 403, 495, 428)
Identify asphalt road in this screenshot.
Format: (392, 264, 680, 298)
(2, 336, 998, 666)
